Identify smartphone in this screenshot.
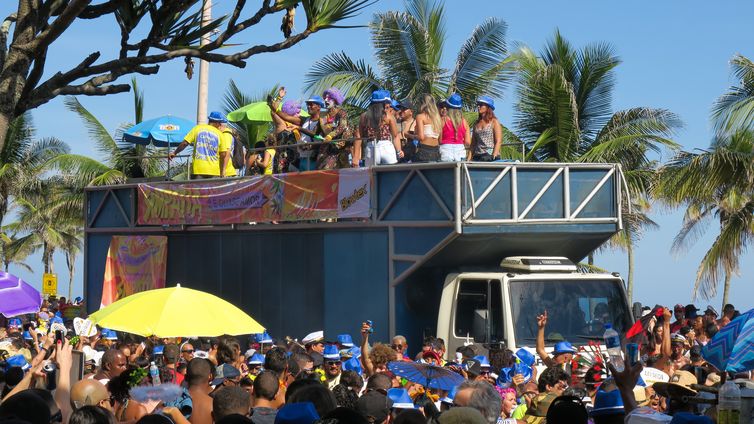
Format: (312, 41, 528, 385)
(70, 350, 85, 383)
(55, 330, 64, 344)
(366, 320, 374, 333)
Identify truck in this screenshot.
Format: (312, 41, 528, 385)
(84, 161, 633, 355)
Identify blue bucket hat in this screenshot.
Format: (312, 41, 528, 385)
(444, 93, 463, 109)
(247, 353, 265, 366)
(590, 388, 624, 417)
(516, 348, 536, 367)
(477, 95, 496, 110)
(390, 99, 401, 110)
(100, 329, 118, 340)
(153, 345, 165, 355)
(342, 356, 362, 374)
(440, 385, 458, 404)
(8, 318, 22, 328)
(473, 355, 491, 369)
(208, 111, 228, 123)
(337, 334, 354, 348)
(22, 331, 33, 341)
(498, 362, 533, 387)
(554, 341, 577, 355)
(305, 95, 326, 108)
(387, 388, 416, 409)
(6, 354, 31, 371)
(323, 344, 341, 361)
(275, 402, 320, 424)
(370, 89, 392, 104)
(254, 331, 273, 344)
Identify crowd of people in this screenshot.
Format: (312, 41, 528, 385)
(168, 87, 506, 179)
(0, 296, 751, 424)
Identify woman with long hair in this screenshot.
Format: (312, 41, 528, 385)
(412, 94, 442, 162)
(354, 89, 401, 166)
(470, 96, 502, 161)
(438, 93, 471, 162)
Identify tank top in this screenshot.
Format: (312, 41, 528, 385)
(299, 119, 319, 157)
(423, 124, 439, 139)
(362, 120, 392, 141)
(472, 122, 495, 155)
(441, 118, 466, 145)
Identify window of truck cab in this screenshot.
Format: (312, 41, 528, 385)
(454, 279, 504, 343)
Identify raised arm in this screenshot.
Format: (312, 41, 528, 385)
(360, 321, 375, 376)
(536, 311, 555, 368)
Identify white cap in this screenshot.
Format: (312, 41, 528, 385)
(194, 350, 209, 359)
(302, 331, 324, 345)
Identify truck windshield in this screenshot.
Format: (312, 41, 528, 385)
(509, 279, 631, 347)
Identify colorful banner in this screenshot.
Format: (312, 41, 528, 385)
(101, 236, 168, 307)
(137, 169, 371, 225)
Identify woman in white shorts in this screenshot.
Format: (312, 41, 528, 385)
(353, 89, 402, 167)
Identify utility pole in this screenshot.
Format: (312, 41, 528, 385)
(196, 0, 211, 124)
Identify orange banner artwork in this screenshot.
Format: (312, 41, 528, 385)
(100, 236, 168, 307)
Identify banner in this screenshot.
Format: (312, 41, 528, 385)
(137, 168, 371, 225)
(101, 236, 168, 307)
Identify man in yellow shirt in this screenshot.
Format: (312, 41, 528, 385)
(168, 111, 232, 178)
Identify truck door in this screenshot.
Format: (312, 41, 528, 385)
(448, 278, 504, 357)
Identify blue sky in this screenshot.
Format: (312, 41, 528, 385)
(8, 0, 754, 310)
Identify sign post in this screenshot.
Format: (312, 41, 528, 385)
(42, 273, 58, 297)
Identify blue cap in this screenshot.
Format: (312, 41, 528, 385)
(74, 297, 82, 303)
(101, 329, 118, 340)
(342, 356, 362, 374)
(6, 354, 31, 371)
(554, 341, 577, 354)
(247, 353, 265, 366)
(323, 344, 341, 361)
(390, 99, 401, 109)
(444, 93, 462, 109)
(387, 388, 416, 409)
(473, 355, 491, 369)
(153, 345, 165, 355)
(337, 334, 354, 348)
(440, 385, 458, 404)
(305, 95, 326, 108)
(254, 331, 273, 344)
(8, 318, 22, 328)
(347, 346, 361, 358)
(516, 348, 536, 366)
(476, 95, 495, 110)
(275, 402, 320, 424)
(22, 331, 32, 340)
(212, 364, 241, 386)
(208, 111, 228, 123)
(370, 89, 392, 104)
(590, 388, 624, 416)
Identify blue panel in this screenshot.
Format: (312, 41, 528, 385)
(516, 169, 558, 209)
(323, 230, 389, 342)
(394, 227, 453, 256)
(463, 223, 618, 234)
(577, 179, 616, 218)
(475, 173, 513, 219)
(394, 260, 414, 278)
(465, 169, 504, 215)
(90, 191, 130, 228)
(378, 171, 412, 215)
(84, 234, 113, 313)
(569, 170, 611, 214)
(421, 169, 456, 213)
(114, 188, 135, 224)
(526, 174, 564, 219)
(384, 174, 449, 221)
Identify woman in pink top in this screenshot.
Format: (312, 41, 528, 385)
(438, 93, 471, 162)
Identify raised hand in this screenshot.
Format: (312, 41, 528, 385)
(537, 311, 548, 329)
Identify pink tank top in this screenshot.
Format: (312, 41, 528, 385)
(441, 118, 466, 145)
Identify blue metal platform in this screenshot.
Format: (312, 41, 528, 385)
(84, 162, 624, 341)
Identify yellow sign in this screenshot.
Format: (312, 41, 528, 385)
(42, 273, 57, 296)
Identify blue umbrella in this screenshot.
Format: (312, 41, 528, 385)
(123, 116, 195, 147)
(702, 308, 754, 372)
(387, 361, 465, 390)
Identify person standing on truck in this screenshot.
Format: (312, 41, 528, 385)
(168, 111, 232, 179)
(669, 304, 687, 333)
(536, 310, 577, 369)
(270, 95, 327, 171)
(353, 89, 402, 167)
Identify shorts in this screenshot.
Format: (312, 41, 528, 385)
(365, 139, 398, 167)
(413, 144, 440, 162)
(439, 144, 466, 162)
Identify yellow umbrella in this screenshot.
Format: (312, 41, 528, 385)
(88, 285, 264, 337)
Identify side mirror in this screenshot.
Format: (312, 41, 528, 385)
(472, 309, 489, 343)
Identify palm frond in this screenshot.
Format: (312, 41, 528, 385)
(301, 0, 376, 31)
(132, 78, 144, 124)
(305, 52, 383, 108)
(64, 96, 119, 160)
(712, 54, 754, 135)
(572, 41, 620, 138)
(449, 17, 509, 103)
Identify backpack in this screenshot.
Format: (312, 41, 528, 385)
(225, 130, 246, 170)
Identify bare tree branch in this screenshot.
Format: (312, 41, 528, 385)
(23, 0, 90, 52)
(78, 0, 120, 19)
(58, 82, 130, 96)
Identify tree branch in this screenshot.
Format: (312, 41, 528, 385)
(22, 0, 90, 53)
(58, 82, 131, 96)
(78, 0, 120, 19)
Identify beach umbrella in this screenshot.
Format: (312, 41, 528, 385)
(387, 361, 465, 390)
(0, 272, 42, 317)
(701, 308, 754, 372)
(88, 284, 264, 337)
(227, 101, 309, 125)
(123, 116, 195, 147)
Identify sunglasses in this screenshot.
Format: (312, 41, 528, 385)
(326, 361, 342, 366)
(391, 344, 404, 350)
(181, 349, 194, 353)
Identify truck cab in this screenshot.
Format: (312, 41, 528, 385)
(438, 256, 632, 355)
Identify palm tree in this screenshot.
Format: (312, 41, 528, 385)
(711, 55, 754, 136)
(62, 228, 83, 301)
(654, 130, 754, 306)
(513, 31, 682, 301)
(1, 233, 34, 273)
(304, 0, 510, 107)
